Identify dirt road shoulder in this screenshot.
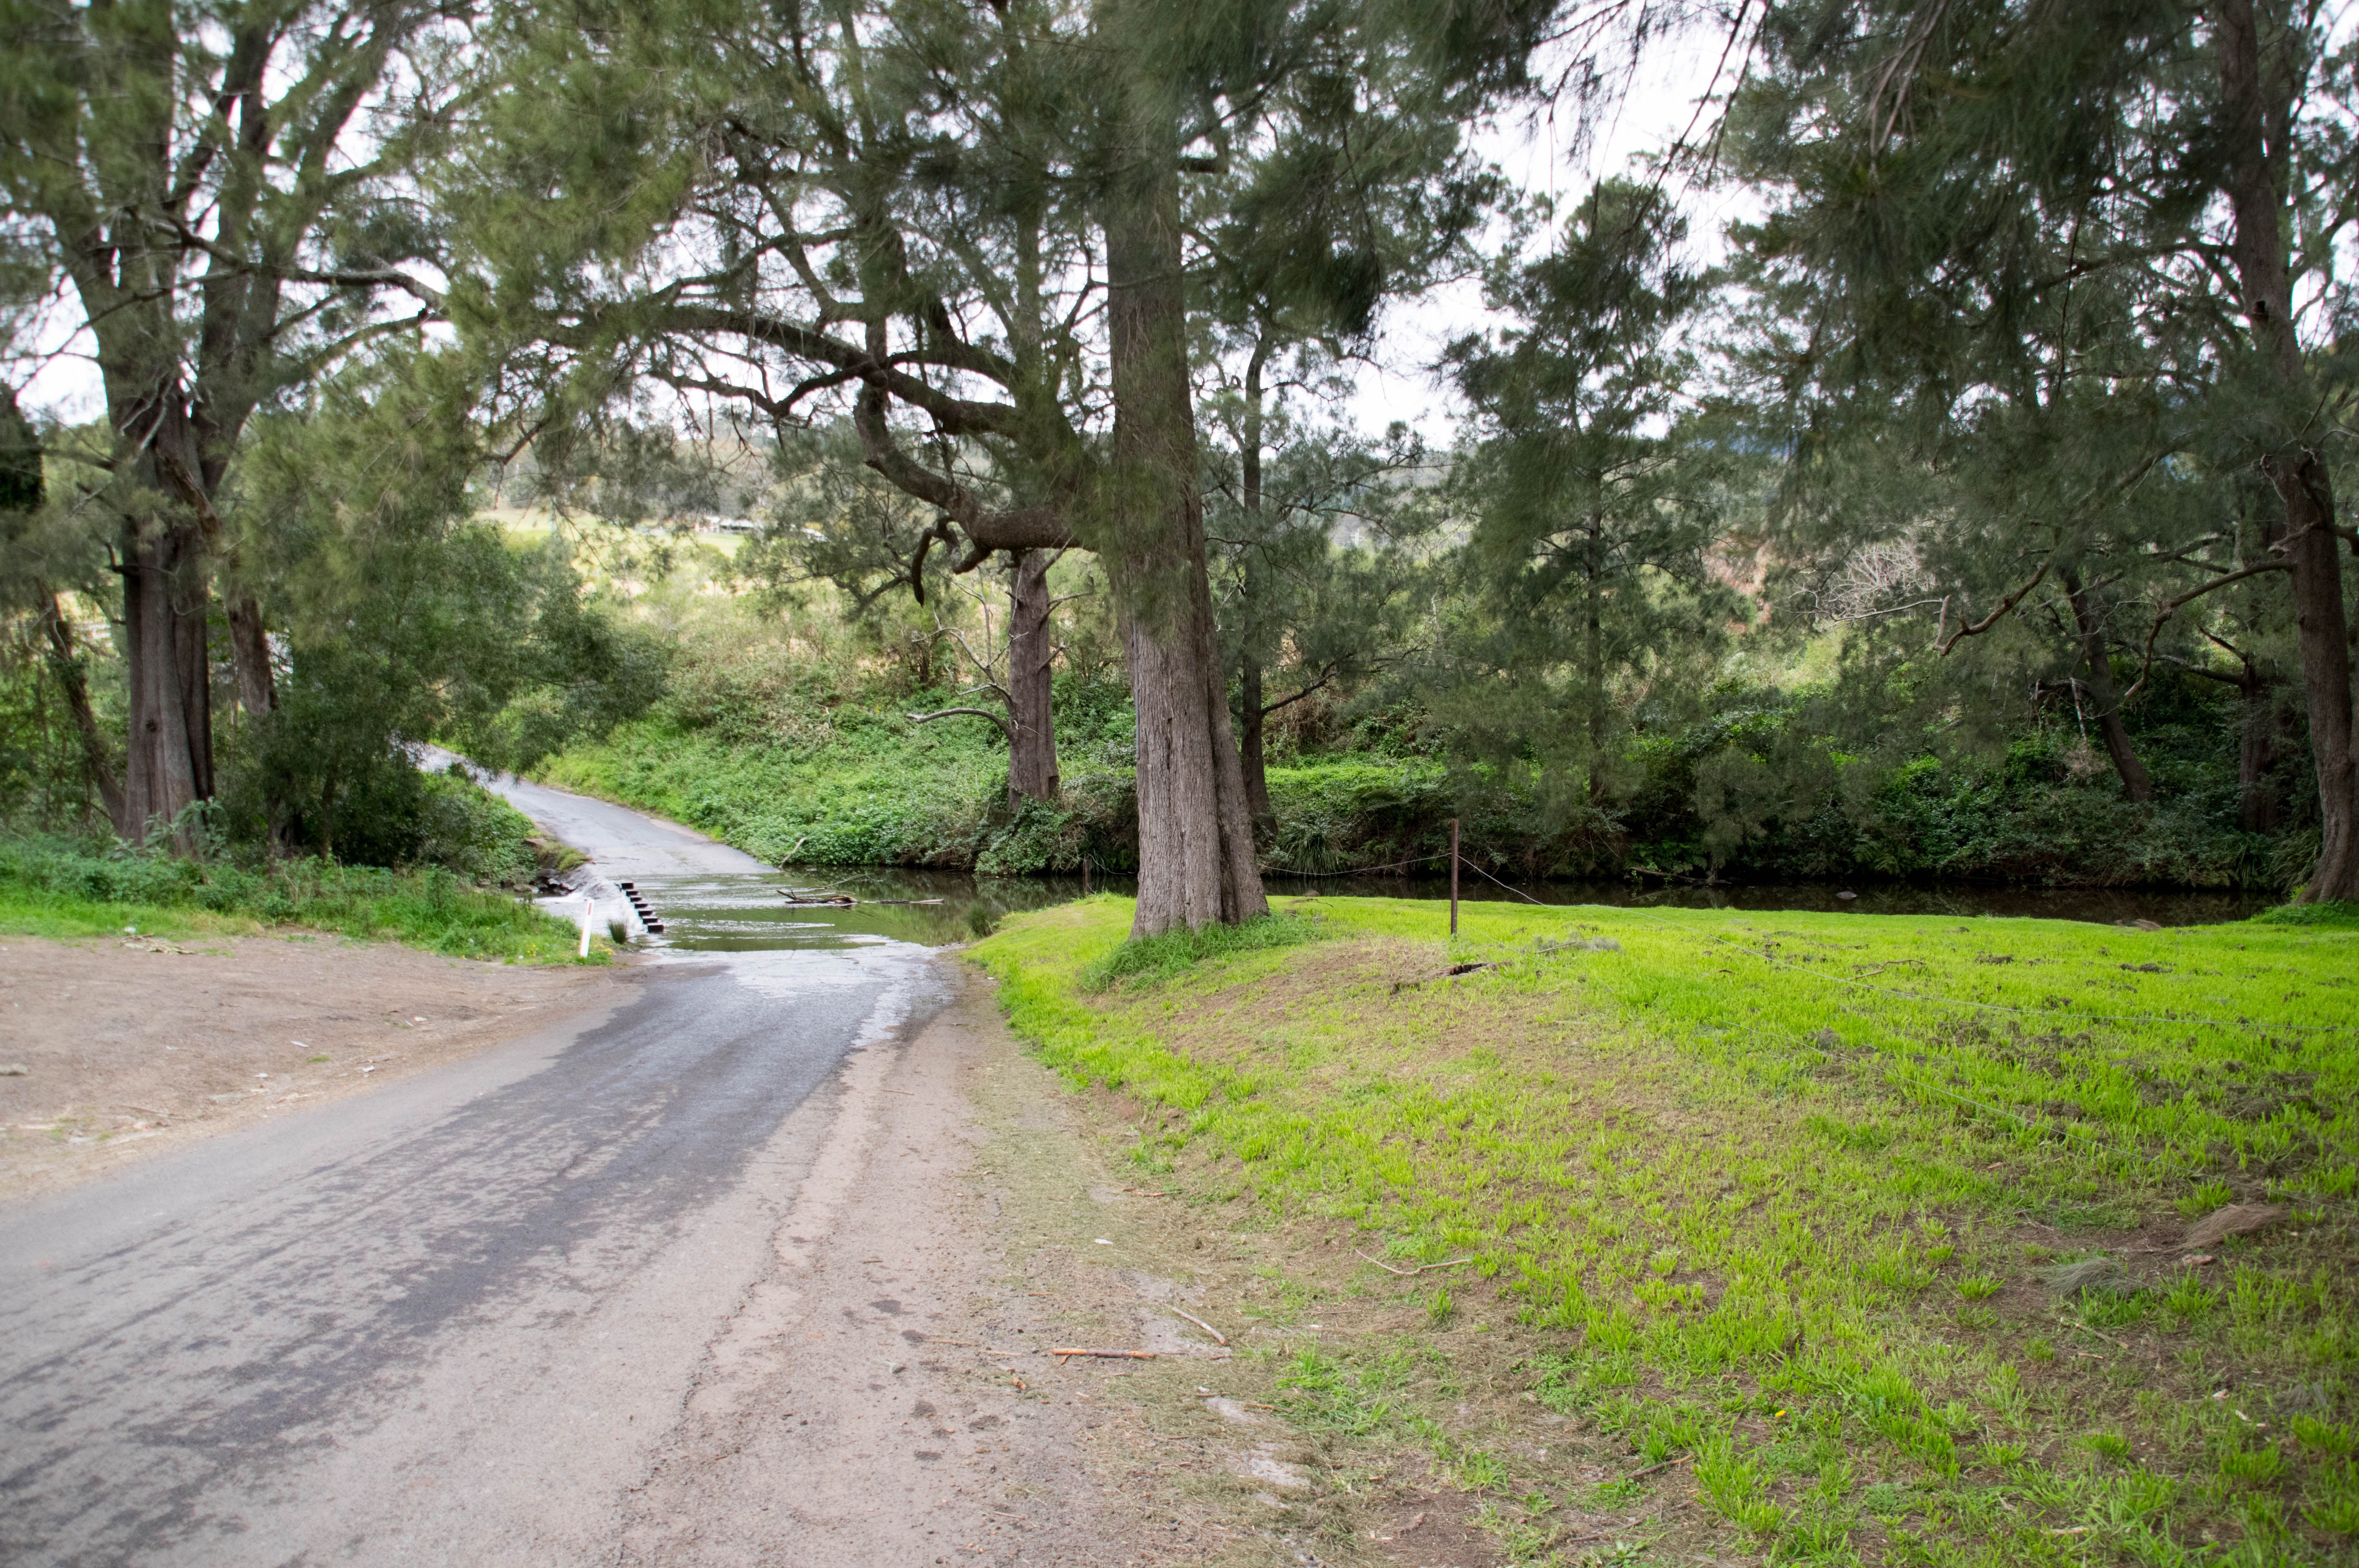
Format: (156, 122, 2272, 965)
(0, 933, 625, 1202)
(613, 961, 1490, 1568)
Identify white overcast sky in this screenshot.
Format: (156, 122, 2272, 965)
(1341, 24, 1755, 443)
(19, 24, 1745, 447)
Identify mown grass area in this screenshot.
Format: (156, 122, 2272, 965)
(973, 897, 2358, 1564)
(0, 838, 604, 963)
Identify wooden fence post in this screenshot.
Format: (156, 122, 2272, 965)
(1450, 818, 1460, 938)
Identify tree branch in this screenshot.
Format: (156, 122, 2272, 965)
(2121, 559, 2294, 701)
(1935, 559, 2050, 653)
(905, 706, 1012, 744)
(1258, 668, 1336, 718)
(851, 386, 1076, 553)
(150, 212, 446, 311)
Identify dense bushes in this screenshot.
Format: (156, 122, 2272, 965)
(538, 637, 2301, 891)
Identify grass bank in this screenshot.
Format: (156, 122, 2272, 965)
(538, 704, 2289, 890)
(972, 897, 2357, 1564)
(534, 705, 1461, 875)
(0, 838, 603, 964)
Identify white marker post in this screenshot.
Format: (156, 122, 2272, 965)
(578, 896, 594, 958)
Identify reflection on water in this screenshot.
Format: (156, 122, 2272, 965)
(618, 863, 2271, 954)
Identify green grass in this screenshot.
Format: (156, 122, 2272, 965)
(1080, 909, 1326, 990)
(535, 710, 1458, 877)
(539, 714, 1014, 867)
(0, 838, 603, 963)
(972, 896, 2359, 1564)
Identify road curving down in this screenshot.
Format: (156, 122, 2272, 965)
(0, 776, 1147, 1566)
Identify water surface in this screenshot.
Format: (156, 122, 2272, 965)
(619, 865, 2269, 953)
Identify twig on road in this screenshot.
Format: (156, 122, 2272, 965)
(1156, 1303, 1228, 1345)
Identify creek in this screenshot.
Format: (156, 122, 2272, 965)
(634, 865, 2272, 953)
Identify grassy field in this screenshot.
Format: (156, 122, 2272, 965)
(0, 840, 604, 964)
(972, 897, 2358, 1565)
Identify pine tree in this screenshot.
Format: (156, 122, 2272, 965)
(1441, 178, 1747, 844)
(453, 0, 1557, 929)
(1730, 0, 2359, 897)
(0, 0, 461, 842)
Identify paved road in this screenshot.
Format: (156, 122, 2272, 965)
(418, 750, 768, 880)
(0, 780, 959, 1564)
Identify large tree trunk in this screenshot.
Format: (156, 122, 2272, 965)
(1236, 336, 1276, 829)
(2218, 0, 2359, 898)
(1005, 548, 1061, 806)
(223, 599, 277, 719)
(2060, 569, 2154, 802)
(156, 436, 275, 720)
(1239, 659, 1273, 825)
(118, 512, 212, 846)
(1105, 121, 1267, 936)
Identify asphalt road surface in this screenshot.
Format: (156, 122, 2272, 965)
(0, 778, 1116, 1566)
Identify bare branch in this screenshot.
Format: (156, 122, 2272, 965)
(1936, 559, 2050, 653)
(905, 706, 1012, 744)
(2121, 559, 2294, 701)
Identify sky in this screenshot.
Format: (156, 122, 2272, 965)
(1337, 22, 1758, 444)
(16, 20, 1746, 452)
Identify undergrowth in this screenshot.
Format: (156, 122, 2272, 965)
(973, 897, 2359, 1564)
(0, 837, 601, 962)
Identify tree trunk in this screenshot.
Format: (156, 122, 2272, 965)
(2237, 664, 2280, 833)
(38, 591, 128, 833)
(1585, 532, 1607, 807)
(224, 599, 276, 718)
(2218, 0, 2359, 898)
(2060, 569, 2154, 802)
(1005, 548, 1061, 807)
(1236, 333, 1276, 829)
(118, 512, 211, 846)
(1239, 659, 1274, 824)
(1104, 118, 1267, 936)
(155, 434, 275, 719)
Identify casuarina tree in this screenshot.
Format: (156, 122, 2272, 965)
(0, 0, 464, 842)
(453, 0, 1560, 931)
(1728, 0, 2359, 897)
